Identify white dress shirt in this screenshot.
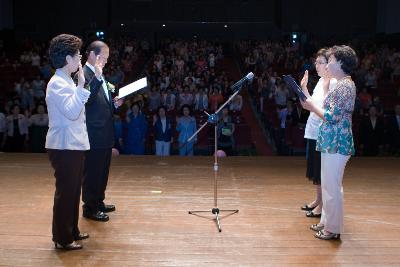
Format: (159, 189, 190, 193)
(85, 62, 109, 101)
(161, 118, 166, 133)
(45, 69, 91, 150)
(304, 78, 337, 140)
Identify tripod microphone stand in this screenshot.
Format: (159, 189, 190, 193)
(187, 72, 253, 232)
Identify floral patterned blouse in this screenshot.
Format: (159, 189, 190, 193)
(316, 77, 356, 156)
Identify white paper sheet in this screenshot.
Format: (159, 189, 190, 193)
(118, 77, 147, 98)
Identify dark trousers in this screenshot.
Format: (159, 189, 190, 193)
(82, 148, 112, 213)
(47, 149, 85, 245)
(306, 139, 321, 185)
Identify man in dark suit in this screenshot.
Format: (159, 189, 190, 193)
(82, 41, 121, 221)
(359, 106, 385, 156)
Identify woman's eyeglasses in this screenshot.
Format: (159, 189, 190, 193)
(315, 61, 327, 65)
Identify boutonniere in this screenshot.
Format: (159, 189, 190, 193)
(106, 82, 115, 93)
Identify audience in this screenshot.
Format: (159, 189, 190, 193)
(123, 102, 148, 155)
(359, 106, 385, 156)
(1, 36, 399, 156)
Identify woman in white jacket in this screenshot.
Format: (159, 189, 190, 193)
(45, 34, 91, 250)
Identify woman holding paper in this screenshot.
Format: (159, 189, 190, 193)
(302, 45, 358, 240)
(300, 48, 337, 218)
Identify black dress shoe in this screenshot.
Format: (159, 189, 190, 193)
(75, 232, 89, 240)
(306, 211, 322, 218)
(54, 241, 83, 250)
(83, 211, 109, 222)
(99, 204, 115, 213)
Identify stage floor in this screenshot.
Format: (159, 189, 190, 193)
(0, 154, 399, 266)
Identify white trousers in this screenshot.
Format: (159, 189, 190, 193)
(155, 141, 170, 156)
(319, 152, 350, 234)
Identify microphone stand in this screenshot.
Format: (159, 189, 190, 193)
(187, 82, 248, 232)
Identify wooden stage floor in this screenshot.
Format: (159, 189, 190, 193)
(0, 154, 399, 266)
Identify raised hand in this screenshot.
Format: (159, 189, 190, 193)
(300, 70, 308, 90)
(94, 55, 103, 79)
(300, 70, 311, 98)
(77, 63, 85, 88)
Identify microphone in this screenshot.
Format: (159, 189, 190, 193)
(231, 72, 254, 91)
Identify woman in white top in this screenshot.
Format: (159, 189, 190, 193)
(194, 87, 208, 111)
(45, 34, 90, 250)
(3, 104, 29, 152)
(28, 103, 49, 153)
(300, 48, 336, 218)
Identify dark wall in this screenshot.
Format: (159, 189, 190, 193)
(8, 0, 400, 40)
(0, 0, 13, 30)
(12, 0, 109, 38)
(281, 0, 378, 37)
(110, 0, 274, 23)
(377, 0, 400, 34)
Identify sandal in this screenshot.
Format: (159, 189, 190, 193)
(306, 211, 322, 218)
(310, 223, 324, 231)
(301, 204, 316, 211)
(315, 230, 340, 240)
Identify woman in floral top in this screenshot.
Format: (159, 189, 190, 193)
(302, 45, 358, 240)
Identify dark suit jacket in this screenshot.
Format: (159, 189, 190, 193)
(83, 65, 115, 149)
(154, 117, 173, 142)
(359, 116, 385, 155)
(386, 115, 400, 147)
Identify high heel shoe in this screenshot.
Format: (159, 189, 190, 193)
(54, 241, 83, 250)
(310, 223, 324, 231)
(315, 230, 340, 240)
(306, 211, 322, 218)
(301, 204, 316, 211)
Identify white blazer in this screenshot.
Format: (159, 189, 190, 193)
(45, 69, 91, 150)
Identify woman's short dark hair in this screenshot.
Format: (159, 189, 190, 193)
(316, 47, 329, 62)
(329, 45, 358, 75)
(130, 101, 141, 110)
(157, 105, 166, 114)
(11, 104, 20, 112)
(48, 34, 82, 69)
(180, 104, 192, 116)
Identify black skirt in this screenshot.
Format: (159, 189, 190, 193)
(306, 139, 321, 185)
